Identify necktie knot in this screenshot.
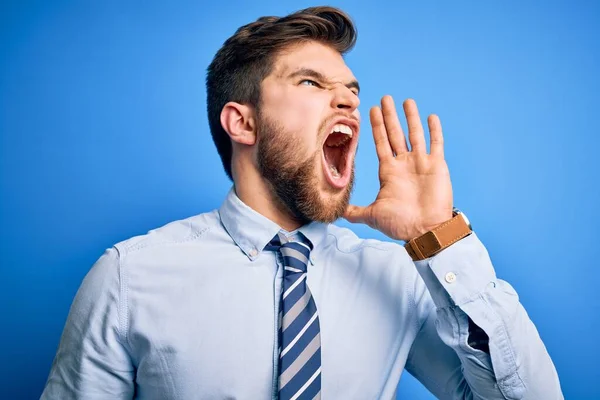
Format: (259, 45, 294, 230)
(266, 233, 312, 275)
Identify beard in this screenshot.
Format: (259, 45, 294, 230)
(256, 112, 354, 225)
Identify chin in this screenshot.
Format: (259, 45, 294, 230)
(304, 168, 354, 223)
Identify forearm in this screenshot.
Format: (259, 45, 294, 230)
(415, 233, 563, 399)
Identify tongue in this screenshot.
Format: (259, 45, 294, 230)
(329, 164, 341, 178)
(324, 146, 344, 178)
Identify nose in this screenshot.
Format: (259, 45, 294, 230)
(331, 83, 360, 112)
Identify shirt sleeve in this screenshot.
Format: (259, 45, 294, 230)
(40, 248, 135, 400)
(405, 233, 563, 400)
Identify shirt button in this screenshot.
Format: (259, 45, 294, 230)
(249, 248, 258, 257)
(445, 272, 457, 283)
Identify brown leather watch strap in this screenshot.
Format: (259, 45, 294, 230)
(405, 213, 472, 261)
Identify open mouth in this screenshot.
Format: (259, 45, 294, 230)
(322, 122, 356, 189)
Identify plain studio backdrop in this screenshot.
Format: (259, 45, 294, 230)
(1, 1, 598, 399)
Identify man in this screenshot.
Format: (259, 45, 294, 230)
(41, 6, 562, 400)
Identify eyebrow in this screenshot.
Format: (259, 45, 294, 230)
(287, 68, 360, 95)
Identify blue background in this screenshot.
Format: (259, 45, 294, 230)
(1, 1, 598, 398)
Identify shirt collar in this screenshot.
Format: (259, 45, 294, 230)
(218, 187, 328, 262)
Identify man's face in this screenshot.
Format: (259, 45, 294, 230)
(257, 41, 361, 224)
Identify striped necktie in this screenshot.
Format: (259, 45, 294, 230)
(267, 233, 321, 400)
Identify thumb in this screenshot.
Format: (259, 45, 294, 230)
(344, 204, 370, 224)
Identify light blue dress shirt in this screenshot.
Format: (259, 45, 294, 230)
(41, 189, 562, 399)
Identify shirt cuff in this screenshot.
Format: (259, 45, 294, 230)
(414, 233, 497, 309)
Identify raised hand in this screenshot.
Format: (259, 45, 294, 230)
(344, 96, 454, 242)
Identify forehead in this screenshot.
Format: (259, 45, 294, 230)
(270, 41, 356, 81)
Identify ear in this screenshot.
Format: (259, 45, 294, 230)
(220, 102, 256, 146)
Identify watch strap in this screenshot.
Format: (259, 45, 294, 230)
(405, 213, 472, 261)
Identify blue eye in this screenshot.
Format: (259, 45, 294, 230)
(300, 79, 318, 87)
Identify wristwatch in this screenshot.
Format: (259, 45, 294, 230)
(404, 208, 473, 261)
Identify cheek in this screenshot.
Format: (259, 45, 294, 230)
(286, 109, 327, 152)
(263, 87, 330, 153)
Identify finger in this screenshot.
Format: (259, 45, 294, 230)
(344, 204, 369, 224)
(381, 95, 409, 155)
(428, 114, 444, 158)
(403, 99, 426, 153)
(369, 106, 393, 161)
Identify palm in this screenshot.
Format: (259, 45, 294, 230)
(345, 97, 453, 241)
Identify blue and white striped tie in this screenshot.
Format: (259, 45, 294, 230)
(268, 233, 321, 400)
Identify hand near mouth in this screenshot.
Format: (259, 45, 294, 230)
(344, 96, 454, 242)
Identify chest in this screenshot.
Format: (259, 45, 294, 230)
(126, 253, 415, 399)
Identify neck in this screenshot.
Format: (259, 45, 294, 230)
(232, 161, 303, 232)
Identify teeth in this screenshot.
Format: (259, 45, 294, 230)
(330, 164, 340, 178)
(330, 124, 353, 136)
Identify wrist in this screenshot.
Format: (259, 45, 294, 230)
(404, 209, 472, 261)
(408, 212, 454, 242)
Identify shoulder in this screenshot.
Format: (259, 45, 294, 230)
(112, 209, 221, 258)
(80, 210, 221, 287)
(84, 209, 226, 299)
(325, 224, 410, 258)
(325, 223, 427, 284)
(323, 224, 417, 277)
